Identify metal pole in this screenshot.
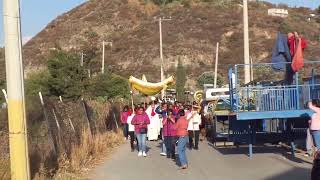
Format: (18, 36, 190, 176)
(214, 42, 219, 89)
(3, 0, 31, 178)
(102, 41, 105, 74)
(243, 0, 250, 84)
(159, 17, 165, 99)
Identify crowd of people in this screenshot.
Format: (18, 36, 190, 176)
(120, 99, 203, 169)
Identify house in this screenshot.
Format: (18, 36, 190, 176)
(268, 8, 289, 18)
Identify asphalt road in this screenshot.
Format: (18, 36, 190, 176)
(90, 140, 312, 180)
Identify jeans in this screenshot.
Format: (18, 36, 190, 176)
(161, 129, 166, 153)
(188, 130, 200, 148)
(178, 136, 188, 166)
(128, 131, 135, 150)
(122, 123, 128, 138)
(164, 136, 175, 157)
(311, 130, 320, 150)
(136, 133, 147, 152)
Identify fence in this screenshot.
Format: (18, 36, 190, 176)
(230, 61, 320, 113)
(0, 94, 123, 179)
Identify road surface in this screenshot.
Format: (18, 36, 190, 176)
(90, 140, 312, 180)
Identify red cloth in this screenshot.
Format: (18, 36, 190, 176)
(151, 108, 156, 117)
(288, 33, 307, 72)
(291, 38, 305, 72)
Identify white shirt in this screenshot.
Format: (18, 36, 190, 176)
(126, 114, 135, 132)
(187, 111, 201, 131)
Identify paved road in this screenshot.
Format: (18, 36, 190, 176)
(90, 140, 312, 180)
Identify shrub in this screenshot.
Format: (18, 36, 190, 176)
(87, 73, 130, 100)
(25, 70, 50, 96)
(175, 58, 186, 101)
(47, 50, 88, 99)
(197, 72, 224, 88)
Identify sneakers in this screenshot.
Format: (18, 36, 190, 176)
(143, 151, 147, 157)
(138, 151, 143, 157)
(160, 152, 167, 156)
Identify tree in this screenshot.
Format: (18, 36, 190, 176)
(47, 50, 88, 99)
(25, 70, 50, 96)
(175, 58, 186, 102)
(87, 73, 130, 100)
(197, 72, 223, 88)
(317, 5, 320, 14)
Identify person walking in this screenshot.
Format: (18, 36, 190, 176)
(162, 109, 177, 159)
(187, 106, 202, 150)
(132, 107, 150, 157)
(309, 100, 320, 150)
(127, 111, 137, 152)
(156, 103, 168, 156)
(146, 102, 161, 141)
(176, 109, 196, 169)
(121, 106, 129, 140)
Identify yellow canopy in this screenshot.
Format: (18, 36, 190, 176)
(129, 75, 175, 96)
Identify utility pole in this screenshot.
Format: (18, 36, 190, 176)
(214, 42, 219, 89)
(3, 0, 30, 179)
(158, 17, 171, 99)
(243, 0, 250, 84)
(101, 41, 112, 74)
(80, 52, 84, 67)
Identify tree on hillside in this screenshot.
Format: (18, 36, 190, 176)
(175, 58, 186, 102)
(47, 50, 88, 99)
(87, 73, 130, 100)
(197, 72, 223, 88)
(317, 5, 320, 14)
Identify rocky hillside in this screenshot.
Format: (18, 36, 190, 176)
(22, 0, 320, 86)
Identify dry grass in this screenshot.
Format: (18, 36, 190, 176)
(53, 129, 124, 179)
(0, 158, 10, 180)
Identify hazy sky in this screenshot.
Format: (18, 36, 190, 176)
(0, 0, 318, 45)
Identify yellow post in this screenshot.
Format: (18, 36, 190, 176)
(3, 0, 30, 179)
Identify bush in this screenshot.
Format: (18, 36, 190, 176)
(197, 72, 223, 88)
(0, 80, 5, 104)
(47, 50, 88, 99)
(25, 70, 50, 96)
(87, 73, 130, 100)
(175, 58, 186, 102)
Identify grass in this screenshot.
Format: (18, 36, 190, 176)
(52, 129, 124, 179)
(0, 158, 10, 180)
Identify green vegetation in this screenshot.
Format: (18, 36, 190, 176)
(175, 59, 186, 102)
(0, 80, 5, 104)
(23, 50, 130, 101)
(47, 51, 88, 99)
(87, 73, 130, 100)
(197, 72, 223, 88)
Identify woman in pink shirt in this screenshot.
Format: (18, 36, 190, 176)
(176, 109, 196, 169)
(309, 100, 320, 149)
(132, 107, 150, 157)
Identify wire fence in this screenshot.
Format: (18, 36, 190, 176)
(0, 94, 123, 179)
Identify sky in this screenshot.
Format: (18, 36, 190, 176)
(0, 0, 318, 46)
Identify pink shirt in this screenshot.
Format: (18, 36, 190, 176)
(310, 104, 320, 131)
(176, 116, 188, 137)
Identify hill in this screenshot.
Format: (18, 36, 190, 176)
(21, 0, 320, 87)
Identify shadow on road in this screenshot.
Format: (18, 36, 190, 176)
(208, 142, 312, 165)
(263, 167, 310, 180)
